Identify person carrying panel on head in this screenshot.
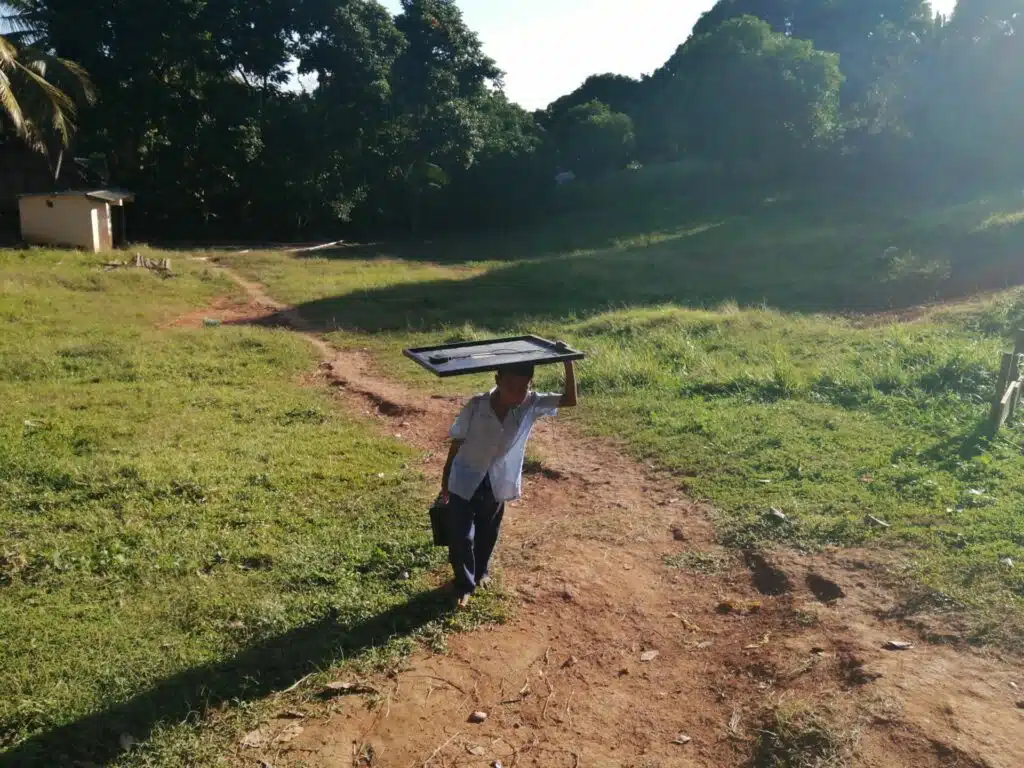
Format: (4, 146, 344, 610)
(441, 359, 578, 608)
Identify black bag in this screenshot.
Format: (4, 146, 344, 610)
(429, 494, 449, 547)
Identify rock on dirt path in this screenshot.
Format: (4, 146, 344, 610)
(192, 260, 1024, 768)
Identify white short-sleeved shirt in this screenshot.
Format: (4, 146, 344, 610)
(448, 389, 561, 502)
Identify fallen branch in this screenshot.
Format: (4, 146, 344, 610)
(421, 730, 460, 767)
(322, 680, 380, 697)
(501, 677, 531, 705)
(541, 688, 555, 722)
(289, 240, 344, 253)
(103, 254, 173, 275)
(279, 672, 314, 695)
(407, 674, 468, 694)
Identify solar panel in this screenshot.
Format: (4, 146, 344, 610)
(404, 335, 585, 378)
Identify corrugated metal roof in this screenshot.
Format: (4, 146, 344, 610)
(19, 188, 134, 204)
(84, 189, 134, 204)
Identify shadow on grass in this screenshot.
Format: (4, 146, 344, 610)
(248, 219, 1024, 335)
(922, 422, 994, 467)
(249, 241, 859, 334)
(5, 587, 454, 767)
(285, 185, 782, 267)
(261, 183, 1024, 333)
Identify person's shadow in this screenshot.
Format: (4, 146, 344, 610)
(4, 587, 453, 767)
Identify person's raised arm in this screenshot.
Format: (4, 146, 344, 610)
(559, 359, 578, 408)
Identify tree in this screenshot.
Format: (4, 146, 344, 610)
(946, 0, 1022, 38)
(299, 0, 406, 113)
(294, 0, 408, 232)
(0, 2, 94, 166)
(692, 0, 935, 57)
(392, 0, 500, 109)
(905, 0, 1024, 178)
(541, 73, 643, 127)
(8, 0, 306, 233)
(649, 16, 842, 175)
(363, 0, 503, 230)
(9, 0, 997, 242)
(692, 0, 935, 109)
(3, 0, 544, 237)
(434, 90, 549, 227)
(550, 100, 635, 177)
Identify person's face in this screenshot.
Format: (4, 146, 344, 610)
(495, 373, 531, 406)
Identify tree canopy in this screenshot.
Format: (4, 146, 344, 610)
(647, 16, 842, 173)
(541, 73, 644, 127)
(0, 0, 1020, 238)
(550, 100, 636, 178)
(0, 1, 94, 169)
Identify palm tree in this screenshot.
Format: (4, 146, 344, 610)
(0, 2, 94, 168)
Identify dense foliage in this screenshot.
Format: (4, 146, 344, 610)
(1, 0, 1021, 238)
(0, 0, 94, 168)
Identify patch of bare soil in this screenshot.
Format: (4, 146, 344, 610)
(843, 305, 933, 328)
(160, 296, 280, 329)
(192, 261, 1023, 768)
(842, 285, 1019, 329)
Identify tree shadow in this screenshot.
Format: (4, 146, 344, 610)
(4, 586, 454, 767)
(246, 188, 1024, 334)
(290, 181, 1023, 272)
(294, 184, 780, 266)
(920, 422, 994, 468)
(249, 238, 921, 335)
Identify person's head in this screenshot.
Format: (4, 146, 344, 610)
(495, 363, 534, 406)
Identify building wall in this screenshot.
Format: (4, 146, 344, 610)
(18, 195, 103, 252)
(96, 203, 113, 250)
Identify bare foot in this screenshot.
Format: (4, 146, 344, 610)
(456, 594, 472, 609)
(477, 575, 493, 590)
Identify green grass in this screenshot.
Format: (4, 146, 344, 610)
(754, 700, 855, 768)
(17, 174, 1023, 765)
(221, 177, 1024, 648)
(665, 550, 732, 575)
(0, 249, 503, 766)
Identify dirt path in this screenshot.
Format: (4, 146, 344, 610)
(188, 264, 1024, 768)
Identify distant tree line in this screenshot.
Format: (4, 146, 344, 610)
(0, 0, 1020, 239)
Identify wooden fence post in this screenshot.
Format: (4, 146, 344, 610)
(1007, 330, 1024, 426)
(990, 351, 1016, 432)
(1011, 353, 1024, 424)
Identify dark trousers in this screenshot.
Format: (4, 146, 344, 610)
(448, 477, 505, 597)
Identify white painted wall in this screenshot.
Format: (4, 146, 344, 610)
(18, 195, 108, 252)
(96, 203, 113, 251)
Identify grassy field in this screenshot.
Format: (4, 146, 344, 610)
(222, 176, 1024, 648)
(0, 250, 501, 765)
(5, 175, 1024, 764)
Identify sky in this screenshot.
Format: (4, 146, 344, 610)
(381, 0, 959, 110)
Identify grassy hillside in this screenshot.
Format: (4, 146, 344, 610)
(0, 251, 496, 766)
(223, 175, 1024, 648)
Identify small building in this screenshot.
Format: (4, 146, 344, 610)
(18, 189, 134, 252)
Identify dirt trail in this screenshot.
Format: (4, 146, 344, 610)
(188, 264, 1024, 768)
